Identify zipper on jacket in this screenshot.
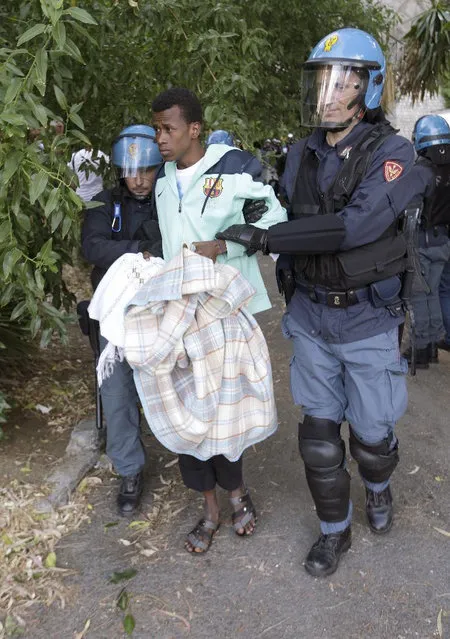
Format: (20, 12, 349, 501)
(178, 200, 182, 214)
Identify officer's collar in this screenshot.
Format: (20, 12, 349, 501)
(307, 121, 373, 156)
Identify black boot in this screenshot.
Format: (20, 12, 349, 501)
(402, 346, 429, 369)
(304, 527, 351, 577)
(428, 342, 439, 363)
(117, 472, 143, 517)
(365, 485, 393, 534)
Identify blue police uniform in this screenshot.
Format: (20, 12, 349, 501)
(215, 27, 437, 576)
(407, 115, 450, 363)
(279, 120, 428, 534)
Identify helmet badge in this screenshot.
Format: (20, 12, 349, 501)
(324, 34, 338, 52)
(128, 143, 138, 158)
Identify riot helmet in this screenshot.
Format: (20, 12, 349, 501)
(412, 115, 450, 151)
(300, 28, 386, 130)
(206, 129, 234, 146)
(112, 125, 162, 179)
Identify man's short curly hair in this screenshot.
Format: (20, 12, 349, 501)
(152, 88, 203, 124)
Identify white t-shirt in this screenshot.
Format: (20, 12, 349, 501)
(175, 158, 203, 199)
(68, 149, 109, 202)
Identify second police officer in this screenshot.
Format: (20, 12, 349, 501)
(217, 28, 433, 576)
(82, 125, 163, 516)
(403, 115, 450, 368)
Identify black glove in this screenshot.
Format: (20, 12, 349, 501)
(216, 224, 269, 256)
(276, 255, 296, 305)
(138, 240, 155, 254)
(242, 199, 268, 224)
(134, 219, 161, 241)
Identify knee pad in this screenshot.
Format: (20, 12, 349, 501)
(349, 427, 399, 483)
(298, 416, 350, 522)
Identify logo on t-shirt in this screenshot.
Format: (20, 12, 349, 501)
(203, 177, 223, 198)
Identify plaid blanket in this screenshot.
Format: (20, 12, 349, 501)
(124, 247, 278, 461)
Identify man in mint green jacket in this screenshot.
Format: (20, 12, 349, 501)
(152, 89, 287, 316)
(152, 87, 286, 553)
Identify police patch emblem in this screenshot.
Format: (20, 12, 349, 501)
(324, 34, 338, 52)
(203, 177, 223, 198)
(128, 143, 138, 158)
(383, 161, 403, 182)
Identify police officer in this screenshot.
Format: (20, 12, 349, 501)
(403, 115, 450, 367)
(217, 28, 432, 576)
(82, 125, 163, 516)
(206, 129, 234, 147)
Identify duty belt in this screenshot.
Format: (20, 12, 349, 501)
(296, 282, 369, 308)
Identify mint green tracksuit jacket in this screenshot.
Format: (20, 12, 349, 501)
(154, 144, 287, 314)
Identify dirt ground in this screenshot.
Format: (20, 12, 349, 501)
(1, 256, 449, 639)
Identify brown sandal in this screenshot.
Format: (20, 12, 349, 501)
(230, 490, 257, 536)
(185, 518, 220, 554)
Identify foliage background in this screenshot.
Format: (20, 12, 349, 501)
(0, 0, 402, 425)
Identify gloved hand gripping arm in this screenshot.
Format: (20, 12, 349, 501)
(216, 215, 346, 256)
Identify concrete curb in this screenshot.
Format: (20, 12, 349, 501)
(34, 418, 102, 513)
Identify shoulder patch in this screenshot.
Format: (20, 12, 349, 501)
(384, 161, 403, 182)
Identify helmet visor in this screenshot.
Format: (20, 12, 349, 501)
(112, 134, 160, 178)
(300, 64, 368, 129)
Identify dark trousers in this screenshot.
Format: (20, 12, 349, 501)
(178, 454, 243, 492)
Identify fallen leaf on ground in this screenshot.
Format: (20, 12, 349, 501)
(44, 552, 57, 568)
(74, 618, 90, 639)
(433, 526, 450, 538)
(35, 404, 52, 414)
(109, 568, 137, 584)
(407, 465, 420, 475)
(123, 613, 135, 635)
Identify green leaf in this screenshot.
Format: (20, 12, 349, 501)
(64, 37, 84, 64)
(34, 270, 45, 291)
(68, 111, 84, 129)
(34, 48, 48, 96)
(40, 327, 53, 348)
(17, 23, 47, 46)
(71, 129, 91, 146)
(32, 102, 48, 127)
(0, 284, 15, 306)
(15, 212, 31, 232)
(53, 85, 68, 111)
(123, 613, 135, 635)
(108, 568, 137, 584)
(61, 214, 72, 238)
(0, 220, 11, 244)
(117, 588, 129, 611)
(44, 188, 59, 218)
(2, 152, 22, 184)
(4, 78, 22, 104)
(37, 238, 53, 261)
(64, 7, 98, 25)
(50, 208, 63, 233)
(29, 171, 48, 204)
(10, 300, 28, 321)
(3, 248, 22, 278)
(30, 315, 42, 338)
(5, 61, 24, 77)
(1, 112, 27, 126)
(84, 199, 102, 209)
(52, 20, 66, 49)
(44, 552, 57, 568)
